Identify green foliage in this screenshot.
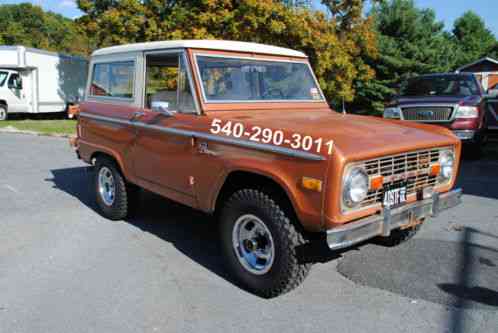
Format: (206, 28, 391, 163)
(2, 1, 496, 114)
(489, 43, 498, 60)
(452, 11, 497, 66)
(352, 0, 459, 114)
(0, 120, 76, 136)
(0, 3, 90, 56)
(321, 0, 378, 29)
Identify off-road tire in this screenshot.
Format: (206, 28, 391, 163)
(0, 105, 7, 121)
(220, 189, 311, 298)
(376, 224, 421, 247)
(94, 157, 135, 220)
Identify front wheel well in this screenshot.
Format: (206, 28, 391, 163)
(90, 152, 120, 171)
(0, 100, 7, 108)
(214, 171, 297, 222)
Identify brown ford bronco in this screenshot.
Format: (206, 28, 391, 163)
(72, 40, 462, 298)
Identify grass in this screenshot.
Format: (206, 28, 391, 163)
(0, 119, 76, 136)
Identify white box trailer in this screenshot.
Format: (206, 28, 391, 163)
(0, 46, 88, 120)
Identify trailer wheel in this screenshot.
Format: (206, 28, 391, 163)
(0, 105, 7, 121)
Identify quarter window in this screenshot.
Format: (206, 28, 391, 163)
(90, 61, 134, 99)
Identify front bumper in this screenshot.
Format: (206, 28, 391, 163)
(327, 188, 462, 250)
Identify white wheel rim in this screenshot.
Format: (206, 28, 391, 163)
(98, 166, 116, 206)
(0, 108, 6, 120)
(232, 214, 275, 275)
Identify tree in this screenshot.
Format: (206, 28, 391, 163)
(489, 43, 498, 60)
(352, 0, 457, 114)
(0, 3, 90, 56)
(76, 0, 378, 106)
(282, 0, 312, 7)
(452, 11, 496, 66)
(321, 0, 376, 29)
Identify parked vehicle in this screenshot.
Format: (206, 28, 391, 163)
(0, 46, 88, 121)
(383, 73, 488, 154)
(72, 40, 462, 298)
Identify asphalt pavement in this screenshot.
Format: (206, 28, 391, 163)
(0, 132, 497, 333)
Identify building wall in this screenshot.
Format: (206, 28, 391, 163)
(459, 59, 498, 91)
(489, 74, 498, 89)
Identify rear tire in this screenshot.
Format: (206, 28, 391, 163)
(220, 189, 311, 298)
(94, 157, 133, 220)
(0, 105, 7, 121)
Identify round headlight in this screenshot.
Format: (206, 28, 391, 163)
(439, 150, 454, 179)
(343, 167, 369, 207)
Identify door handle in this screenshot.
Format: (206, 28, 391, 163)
(130, 111, 145, 121)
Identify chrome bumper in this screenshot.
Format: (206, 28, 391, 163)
(327, 189, 462, 250)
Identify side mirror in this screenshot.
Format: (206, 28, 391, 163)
(151, 101, 175, 117)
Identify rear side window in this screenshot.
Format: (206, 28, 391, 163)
(90, 61, 134, 99)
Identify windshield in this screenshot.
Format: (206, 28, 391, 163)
(0, 72, 8, 87)
(196, 56, 323, 102)
(400, 75, 480, 97)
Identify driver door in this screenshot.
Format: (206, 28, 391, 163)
(131, 51, 199, 205)
(6, 73, 29, 113)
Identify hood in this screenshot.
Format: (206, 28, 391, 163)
(210, 109, 458, 161)
(395, 95, 482, 106)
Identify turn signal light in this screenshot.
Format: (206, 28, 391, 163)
(302, 177, 322, 192)
(369, 175, 384, 190)
(430, 164, 441, 177)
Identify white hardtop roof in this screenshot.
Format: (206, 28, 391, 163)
(92, 40, 307, 58)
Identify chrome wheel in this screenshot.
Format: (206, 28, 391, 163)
(98, 166, 115, 206)
(232, 214, 275, 275)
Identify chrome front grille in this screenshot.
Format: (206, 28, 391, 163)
(359, 149, 441, 208)
(401, 107, 453, 121)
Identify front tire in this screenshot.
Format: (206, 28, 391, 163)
(94, 157, 133, 220)
(0, 105, 7, 121)
(220, 189, 311, 298)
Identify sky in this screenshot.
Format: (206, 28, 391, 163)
(0, 0, 497, 37)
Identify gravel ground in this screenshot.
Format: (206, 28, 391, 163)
(0, 132, 497, 333)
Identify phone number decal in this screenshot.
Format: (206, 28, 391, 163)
(210, 119, 334, 155)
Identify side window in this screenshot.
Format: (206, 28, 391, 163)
(8, 73, 22, 98)
(90, 61, 134, 99)
(145, 53, 196, 114)
(8, 74, 22, 89)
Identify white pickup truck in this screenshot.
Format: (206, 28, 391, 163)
(0, 46, 88, 120)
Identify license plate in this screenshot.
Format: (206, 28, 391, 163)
(383, 182, 407, 208)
